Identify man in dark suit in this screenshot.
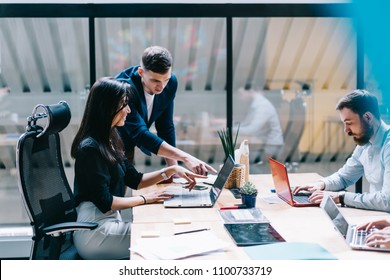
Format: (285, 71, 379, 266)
(116, 46, 215, 176)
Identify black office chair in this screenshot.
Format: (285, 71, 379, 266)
(16, 101, 97, 260)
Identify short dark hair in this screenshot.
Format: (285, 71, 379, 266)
(71, 77, 132, 164)
(336, 89, 380, 120)
(141, 46, 172, 74)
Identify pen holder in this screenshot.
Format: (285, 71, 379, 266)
(224, 164, 245, 189)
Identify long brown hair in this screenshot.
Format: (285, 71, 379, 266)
(71, 77, 132, 164)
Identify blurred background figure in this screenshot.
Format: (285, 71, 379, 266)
(0, 87, 10, 100)
(234, 88, 284, 163)
(0, 87, 11, 120)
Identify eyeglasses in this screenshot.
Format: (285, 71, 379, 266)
(113, 99, 129, 116)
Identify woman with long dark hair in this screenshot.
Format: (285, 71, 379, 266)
(71, 77, 204, 259)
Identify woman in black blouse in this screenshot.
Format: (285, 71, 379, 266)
(71, 77, 204, 259)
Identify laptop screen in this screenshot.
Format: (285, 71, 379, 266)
(321, 196, 349, 237)
(209, 155, 235, 205)
(269, 158, 293, 203)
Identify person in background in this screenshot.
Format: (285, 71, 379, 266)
(234, 88, 284, 161)
(115, 46, 216, 176)
(71, 77, 205, 259)
(0, 87, 10, 99)
(357, 219, 390, 248)
(293, 90, 390, 212)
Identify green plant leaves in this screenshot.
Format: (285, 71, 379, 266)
(217, 124, 240, 160)
(240, 181, 258, 195)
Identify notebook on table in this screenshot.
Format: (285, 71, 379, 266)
(320, 195, 390, 252)
(268, 157, 317, 207)
(163, 155, 235, 208)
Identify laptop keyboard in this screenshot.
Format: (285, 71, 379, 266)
(292, 195, 311, 204)
(352, 228, 376, 246)
(180, 190, 211, 204)
(166, 187, 211, 205)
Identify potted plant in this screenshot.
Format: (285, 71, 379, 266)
(240, 181, 258, 208)
(217, 125, 241, 188)
(217, 124, 240, 161)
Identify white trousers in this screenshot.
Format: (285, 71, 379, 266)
(73, 201, 131, 260)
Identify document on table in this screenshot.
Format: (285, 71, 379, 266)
(130, 230, 229, 260)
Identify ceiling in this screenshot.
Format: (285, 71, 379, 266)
(0, 17, 357, 95)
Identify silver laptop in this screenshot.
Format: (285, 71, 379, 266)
(320, 195, 390, 252)
(164, 155, 235, 208)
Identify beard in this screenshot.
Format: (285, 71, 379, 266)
(348, 118, 374, 146)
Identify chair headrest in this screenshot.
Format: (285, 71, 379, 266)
(28, 101, 71, 137)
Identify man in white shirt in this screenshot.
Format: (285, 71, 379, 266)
(293, 90, 390, 212)
(236, 88, 284, 161)
(116, 46, 216, 176)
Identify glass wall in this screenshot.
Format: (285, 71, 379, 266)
(0, 18, 89, 225)
(232, 17, 357, 174)
(0, 8, 369, 229)
(95, 18, 228, 169)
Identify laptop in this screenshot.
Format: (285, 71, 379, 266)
(163, 155, 235, 208)
(320, 195, 390, 252)
(269, 158, 317, 207)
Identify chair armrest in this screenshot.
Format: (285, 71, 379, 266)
(43, 222, 98, 236)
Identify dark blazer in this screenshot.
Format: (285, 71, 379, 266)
(115, 66, 178, 155)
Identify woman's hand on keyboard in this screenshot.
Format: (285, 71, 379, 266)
(143, 191, 175, 204)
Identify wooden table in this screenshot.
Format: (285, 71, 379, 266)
(131, 173, 390, 260)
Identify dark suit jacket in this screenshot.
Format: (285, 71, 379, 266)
(115, 66, 178, 155)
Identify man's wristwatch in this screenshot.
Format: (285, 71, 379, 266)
(338, 191, 346, 207)
(160, 168, 170, 180)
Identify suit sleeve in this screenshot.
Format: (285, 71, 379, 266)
(116, 70, 177, 155)
(155, 75, 177, 147)
(115, 67, 163, 155)
(119, 103, 163, 155)
(155, 98, 176, 147)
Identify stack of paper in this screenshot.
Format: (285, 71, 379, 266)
(130, 231, 229, 260)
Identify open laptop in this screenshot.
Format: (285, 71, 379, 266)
(320, 195, 390, 252)
(269, 158, 317, 207)
(163, 155, 235, 208)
